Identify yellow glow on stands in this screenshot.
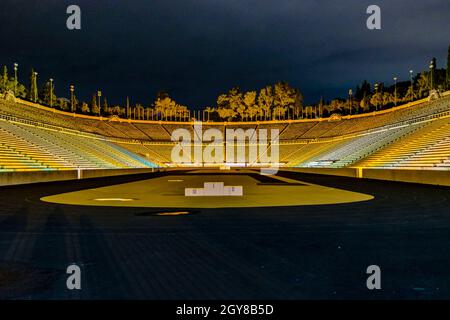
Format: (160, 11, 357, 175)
(1, 92, 449, 172)
(0, 118, 154, 171)
(354, 117, 450, 169)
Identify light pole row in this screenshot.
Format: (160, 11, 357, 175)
(10, 62, 74, 109)
(9, 60, 436, 119)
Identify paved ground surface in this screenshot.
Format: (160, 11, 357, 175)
(0, 169, 449, 299)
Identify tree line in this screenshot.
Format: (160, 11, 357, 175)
(1, 45, 449, 121)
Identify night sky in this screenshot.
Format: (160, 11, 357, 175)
(0, 0, 448, 109)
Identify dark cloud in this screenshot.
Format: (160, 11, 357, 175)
(0, 0, 448, 108)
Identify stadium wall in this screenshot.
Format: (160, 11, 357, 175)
(284, 167, 359, 178)
(361, 168, 450, 187)
(283, 168, 450, 187)
(0, 168, 156, 187)
(1, 167, 449, 187)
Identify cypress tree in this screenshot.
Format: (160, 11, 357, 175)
(28, 68, 38, 102)
(447, 45, 450, 90)
(1, 65, 7, 92)
(91, 94, 99, 115)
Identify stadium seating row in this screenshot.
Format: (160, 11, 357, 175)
(2, 96, 449, 142)
(0, 119, 155, 172)
(0, 94, 449, 171)
(356, 117, 450, 169)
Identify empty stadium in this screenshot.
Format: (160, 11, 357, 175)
(2, 93, 450, 173)
(1, 90, 450, 299)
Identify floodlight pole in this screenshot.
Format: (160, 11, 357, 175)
(393, 77, 397, 107)
(374, 83, 379, 110)
(49, 78, 54, 107)
(13, 63, 18, 96)
(34, 72, 38, 102)
(70, 85, 75, 112)
(429, 64, 432, 90)
(97, 90, 102, 116)
(409, 70, 413, 101)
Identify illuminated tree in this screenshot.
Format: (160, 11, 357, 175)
(39, 80, 57, 106)
(216, 87, 244, 120)
(103, 97, 109, 115)
(382, 92, 394, 106)
(258, 86, 274, 120)
(370, 92, 383, 110)
(1, 65, 7, 92)
(360, 93, 370, 112)
(403, 86, 416, 102)
(345, 99, 359, 115)
(327, 99, 345, 114)
(91, 94, 100, 115)
(72, 95, 79, 112)
(57, 98, 69, 110)
(111, 106, 122, 115)
(273, 82, 303, 119)
(80, 102, 90, 113)
(274, 82, 293, 119)
(154, 96, 188, 120)
(217, 106, 236, 121)
(227, 87, 245, 120)
(417, 72, 430, 98)
(243, 91, 257, 120)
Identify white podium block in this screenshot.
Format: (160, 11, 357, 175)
(185, 188, 204, 196)
(224, 186, 243, 196)
(204, 182, 224, 195)
(185, 182, 243, 197)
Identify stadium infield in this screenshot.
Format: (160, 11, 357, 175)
(40, 170, 373, 208)
(0, 169, 450, 299)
